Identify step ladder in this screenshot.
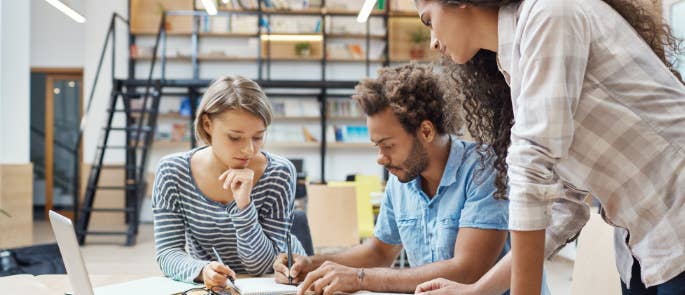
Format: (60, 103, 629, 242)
(75, 80, 162, 246)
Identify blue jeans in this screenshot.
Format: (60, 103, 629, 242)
(621, 257, 685, 295)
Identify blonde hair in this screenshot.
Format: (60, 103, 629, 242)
(194, 76, 273, 145)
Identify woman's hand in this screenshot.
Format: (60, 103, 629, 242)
(202, 261, 236, 289)
(219, 168, 255, 209)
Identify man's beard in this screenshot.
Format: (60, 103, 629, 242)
(385, 137, 429, 183)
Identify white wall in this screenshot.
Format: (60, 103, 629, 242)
(82, 0, 129, 164)
(0, 0, 31, 164)
(664, 0, 685, 76)
(30, 0, 85, 67)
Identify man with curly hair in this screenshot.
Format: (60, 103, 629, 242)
(272, 64, 547, 295)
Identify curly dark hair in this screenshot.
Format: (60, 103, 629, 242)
(439, 0, 683, 199)
(352, 63, 462, 135)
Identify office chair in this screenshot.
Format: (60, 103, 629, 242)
(290, 210, 314, 256)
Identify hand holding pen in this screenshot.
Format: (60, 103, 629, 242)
(272, 252, 314, 285)
(208, 247, 240, 293)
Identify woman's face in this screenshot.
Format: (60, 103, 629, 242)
(202, 109, 266, 169)
(415, 0, 481, 64)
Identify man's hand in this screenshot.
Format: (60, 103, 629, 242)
(273, 253, 315, 285)
(202, 261, 236, 289)
(415, 278, 480, 295)
(297, 261, 361, 295)
(219, 168, 254, 209)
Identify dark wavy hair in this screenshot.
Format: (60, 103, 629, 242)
(439, 0, 683, 199)
(352, 63, 462, 135)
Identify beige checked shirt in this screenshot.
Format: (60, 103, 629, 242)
(497, 0, 685, 287)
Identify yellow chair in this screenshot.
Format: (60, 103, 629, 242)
(329, 174, 382, 239)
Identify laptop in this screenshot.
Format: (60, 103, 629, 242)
(48, 210, 198, 295)
(49, 210, 97, 295)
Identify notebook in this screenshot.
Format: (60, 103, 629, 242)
(234, 277, 298, 295)
(232, 278, 411, 295)
(92, 277, 299, 295)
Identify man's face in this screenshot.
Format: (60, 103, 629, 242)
(367, 108, 429, 183)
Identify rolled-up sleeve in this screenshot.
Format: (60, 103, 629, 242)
(460, 163, 509, 230)
(544, 189, 591, 259)
(506, 1, 590, 231)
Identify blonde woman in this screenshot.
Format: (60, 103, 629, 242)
(152, 76, 305, 288)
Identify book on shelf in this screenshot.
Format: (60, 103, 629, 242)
(156, 124, 172, 141)
(326, 40, 386, 60)
(327, 99, 362, 117)
(267, 124, 321, 144)
(232, 15, 259, 34)
(171, 123, 190, 142)
(334, 125, 369, 143)
(347, 44, 364, 59)
(271, 98, 319, 117)
(326, 0, 382, 12)
(156, 122, 191, 142)
(260, 0, 322, 10)
(391, 0, 416, 11)
(268, 16, 321, 34)
(326, 17, 386, 35)
(196, 0, 258, 10)
(206, 15, 231, 33)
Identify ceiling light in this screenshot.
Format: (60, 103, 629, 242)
(45, 0, 86, 23)
(357, 0, 377, 23)
(201, 0, 218, 15)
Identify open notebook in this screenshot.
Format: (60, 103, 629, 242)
(76, 276, 409, 295)
(71, 276, 295, 295)
(234, 277, 298, 295)
(228, 278, 411, 295)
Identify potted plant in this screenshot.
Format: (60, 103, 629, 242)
(408, 26, 431, 59)
(294, 42, 312, 57)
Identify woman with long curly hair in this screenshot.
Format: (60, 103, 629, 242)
(410, 0, 685, 294)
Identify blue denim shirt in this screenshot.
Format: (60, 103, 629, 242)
(375, 138, 508, 265)
(374, 138, 550, 295)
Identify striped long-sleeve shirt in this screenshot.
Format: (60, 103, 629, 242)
(152, 147, 305, 283)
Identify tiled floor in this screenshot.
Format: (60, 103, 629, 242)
(32, 221, 573, 294)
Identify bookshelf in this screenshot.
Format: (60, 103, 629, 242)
(151, 140, 374, 150)
(129, 0, 433, 65)
(127, 0, 429, 181)
(149, 98, 370, 154)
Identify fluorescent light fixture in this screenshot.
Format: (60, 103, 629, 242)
(45, 0, 86, 23)
(201, 0, 218, 15)
(260, 35, 323, 42)
(357, 0, 377, 23)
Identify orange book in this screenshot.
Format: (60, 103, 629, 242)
(347, 44, 364, 59)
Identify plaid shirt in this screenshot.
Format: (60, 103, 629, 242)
(497, 0, 685, 287)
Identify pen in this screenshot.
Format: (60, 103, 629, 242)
(212, 246, 240, 293)
(287, 234, 293, 284)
